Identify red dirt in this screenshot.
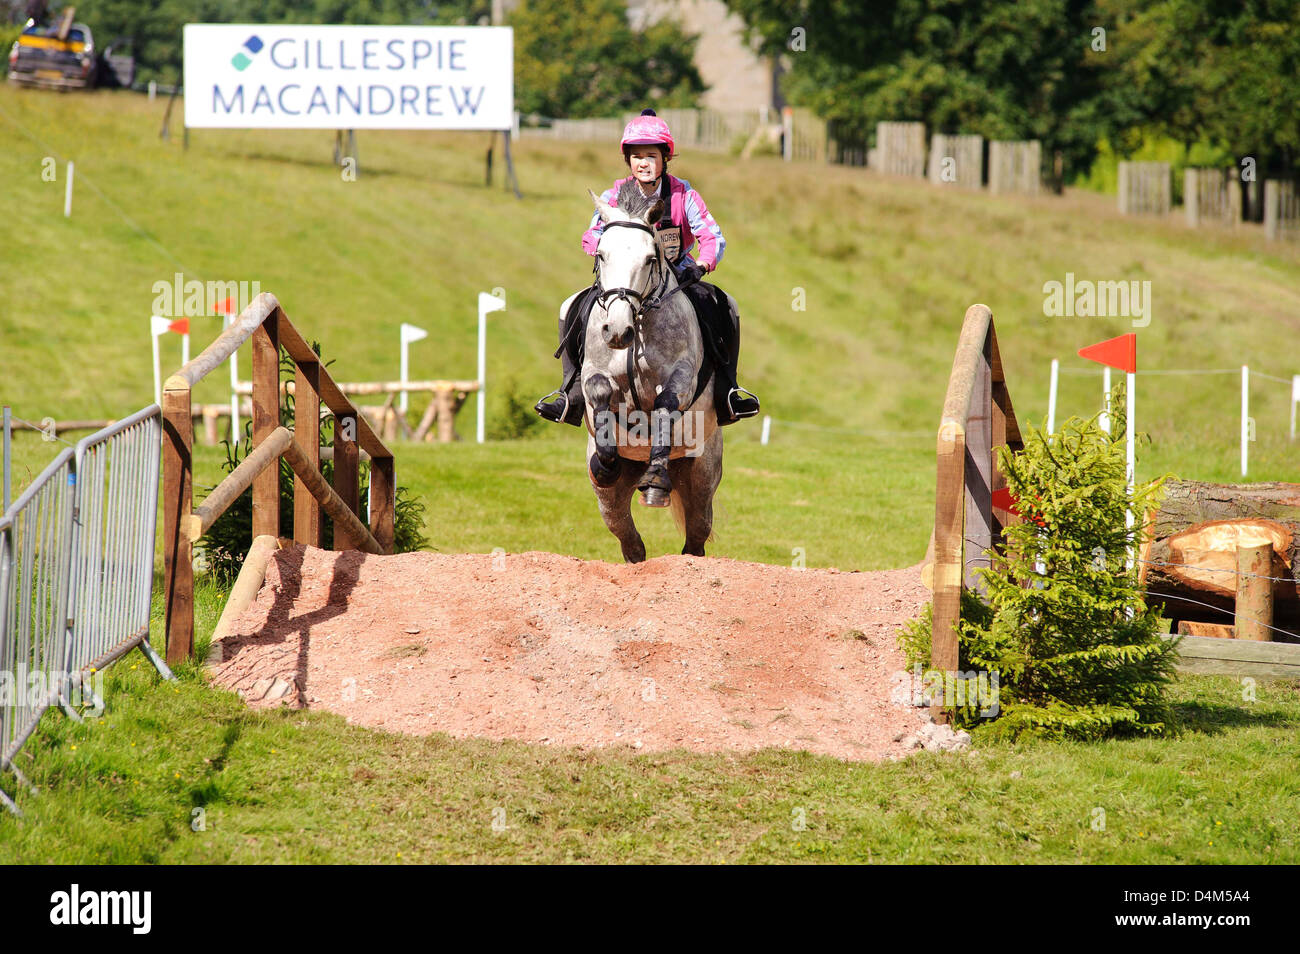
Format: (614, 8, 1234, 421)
(209, 546, 933, 761)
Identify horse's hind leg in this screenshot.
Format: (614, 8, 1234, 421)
(587, 435, 647, 563)
(668, 431, 723, 557)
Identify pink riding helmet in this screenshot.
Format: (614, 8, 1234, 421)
(621, 108, 675, 159)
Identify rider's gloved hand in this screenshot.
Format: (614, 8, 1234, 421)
(680, 261, 707, 284)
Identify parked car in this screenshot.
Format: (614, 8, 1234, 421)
(6, 20, 134, 90)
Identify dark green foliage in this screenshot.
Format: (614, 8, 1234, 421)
(509, 0, 704, 117)
(66, 1, 486, 86)
(199, 343, 429, 584)
(898, 395, 1180, 740)
(488, 375, 544, 440)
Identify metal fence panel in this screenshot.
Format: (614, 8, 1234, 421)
(69, 406, 166, 675)
(1, 448, 76, 768)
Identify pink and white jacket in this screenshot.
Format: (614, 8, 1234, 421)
(582, 174, 726, 270)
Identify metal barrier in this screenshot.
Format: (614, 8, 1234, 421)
(0, 406, 172, 816)
(69, 407, 171, 679)
(0, 448, 76, 812)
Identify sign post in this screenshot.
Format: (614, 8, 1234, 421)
(399, 322, 428, 415)
(477, 291, 506, 443)
(1079, 333, 1137, 569)
(151, 316, 190, 406)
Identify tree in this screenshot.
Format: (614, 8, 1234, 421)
(509, 0, 704, 118)
(76, 0, 485, 86)
(723, 0, 1145, 191)
(1103, 0, 1300, 176)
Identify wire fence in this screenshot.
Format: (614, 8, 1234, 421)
(0, 406, 172, 816)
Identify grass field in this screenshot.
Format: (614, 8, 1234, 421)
(2, 86, 1299, 863)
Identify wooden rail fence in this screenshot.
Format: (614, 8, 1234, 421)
(162, 292, 396, 664)
(928, 134, 984, 189)
(929, 304, 1024, 721)
(1118, 161, 1171, 215)
(988, 141, 1041, 196)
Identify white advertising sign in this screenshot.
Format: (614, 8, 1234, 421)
(184, 24, 513, 130)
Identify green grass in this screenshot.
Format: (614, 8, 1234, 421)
(2, 87, 1300, 862)
(2, 642, 1296, 863)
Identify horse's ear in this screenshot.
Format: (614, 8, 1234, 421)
(590, 189, 617, 223)
(646, 199, 664, 226)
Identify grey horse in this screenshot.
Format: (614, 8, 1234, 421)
(559, 186, 732, 563)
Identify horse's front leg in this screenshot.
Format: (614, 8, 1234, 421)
(584, 372, 622, 488)
(637, 363, 694, 508)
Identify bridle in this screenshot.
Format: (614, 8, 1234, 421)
(589, 218, 709, 416)
(593, 219, 669, 321)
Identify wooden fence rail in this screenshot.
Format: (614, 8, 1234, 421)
(162, 292, 396, 664)
(929, 304, 1024, 721)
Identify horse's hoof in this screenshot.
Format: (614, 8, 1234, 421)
(640, 488, 670, 508)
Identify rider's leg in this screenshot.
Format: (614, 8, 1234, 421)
(535, 290, 593, 426)
(682, 281, 759, 425)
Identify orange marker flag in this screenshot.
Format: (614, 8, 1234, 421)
(1078, 333, 1136, 374)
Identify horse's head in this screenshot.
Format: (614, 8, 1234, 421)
(589, 185, 664, 350)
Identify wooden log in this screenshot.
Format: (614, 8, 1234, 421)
(1150, 519, 1292, 599)
(333, 412, 360, 550)
(281, 441, 383, 555)
(165, 293, 279, 391)
(1169, 633, 1300, 679)
(412, 398, 439, 442)
(207, 535, 281, 664)
(1236, 542, 1274, 641)
(235, 379, 481, 396)
(185, 427, 295, 541)
(369, 454, 396, 553)
(251, 308, 280, 540)
(1177, 621, 1234, 639)
(436, 387, 457, 443)
(202, 405, 220, 446)
(162, 387, 194, 665)
(293, 360, 322, 547)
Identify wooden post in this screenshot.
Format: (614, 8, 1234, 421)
(202, 405, 220, 445)
(251, 310, 280, 539)
(1184, 167, 1199, 228)
(333, 412, 359, 550)
(162, 387, 194, 664)
(294, 359, 322, 547)
(437, 387, 456, 443)
(369, 455, 396, 553)
(964, 332, 993, 590)
(1235, 542, 1274, 641)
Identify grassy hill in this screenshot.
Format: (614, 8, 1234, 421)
(2, 87, 1299, 864)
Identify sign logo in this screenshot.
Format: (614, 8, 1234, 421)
(231, 35, 263, 71)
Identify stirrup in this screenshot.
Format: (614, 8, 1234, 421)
(534, 390, 570, 423)
(726, 387, 761, 420)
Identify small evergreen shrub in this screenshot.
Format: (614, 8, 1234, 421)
(900, 397, 1179, 741)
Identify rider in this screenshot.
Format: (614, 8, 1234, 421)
(534, 108, 761, 427)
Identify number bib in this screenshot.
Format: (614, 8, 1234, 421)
(656, 224, 683, 262)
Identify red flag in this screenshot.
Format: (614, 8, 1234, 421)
(213, 296, 237, 315)
(1078, 333, 1136, 373)
(168, 318, 189, 335)
(992, 487, 1047, 527)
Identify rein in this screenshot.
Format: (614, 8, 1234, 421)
(574, 217, 710, 418)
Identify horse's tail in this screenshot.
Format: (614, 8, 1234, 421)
(669, 489, 715, 544)
(669, 489, 687, 539)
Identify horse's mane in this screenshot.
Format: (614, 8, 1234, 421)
(614, 180, 662, 223)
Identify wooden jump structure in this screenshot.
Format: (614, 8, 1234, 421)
(930, 304, 1024, 720)
(162, 292, 396, 665)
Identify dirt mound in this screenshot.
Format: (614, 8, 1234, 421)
(209, 546, 933, 761)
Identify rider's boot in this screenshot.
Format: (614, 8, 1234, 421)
(535, 343, 586, 426)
